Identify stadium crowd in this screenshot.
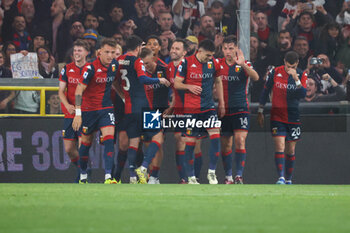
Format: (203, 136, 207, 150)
(0, 0, 350, 184)
(0, 0, 350, 114)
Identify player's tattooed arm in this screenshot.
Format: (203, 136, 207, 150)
(75, 94, 82, 106)
(74, 83, 87, 108)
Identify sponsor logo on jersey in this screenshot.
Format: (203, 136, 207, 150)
(191, 64, 197, 68)
(189, 72, 213, 79)
(69, 69, 75, 73)
(68, 77, 80, 84)
(235, 65, 241, 73)
(96, 76, 114, 83)
(277, 73, 283, 77)
(97, 69, 102, 72)
(275, 81, 297, 90)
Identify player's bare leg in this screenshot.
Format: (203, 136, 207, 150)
(100, 126, 116, 182)
(221, 135, 234, 184)
(79, 133, 94, 182)
(273, 136, 286, 184)
(114, 130, 129, 183)
(206, 128, 221, 184)
(285, 141, 297, 184)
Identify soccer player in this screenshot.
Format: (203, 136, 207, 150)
(115, 35, 170, 184)
(174, 39, 225, 184)
(139, 47, 169, 184)
(72, 38, 119, 184)
(218, 36, 259, 184)
(258, 51, 307, 185)
(58, 39, 90, 181)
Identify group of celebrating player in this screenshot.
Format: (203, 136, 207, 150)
(58, 34, 307, 185)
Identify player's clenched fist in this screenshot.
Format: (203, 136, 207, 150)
(159, 78, 171, 87)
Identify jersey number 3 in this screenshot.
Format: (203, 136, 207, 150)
(121, 69, 130, 91)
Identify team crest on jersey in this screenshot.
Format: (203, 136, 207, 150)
(186, 128, 192, 136)
(82, 126, 88, 134)
(157, 71, 163, 78)
(235, 65, 242, 73)
(208, 62, 213, 69)
(62, 130, 65, 137)
(112, 64, 116, 72)
(272, 127, 278, 135)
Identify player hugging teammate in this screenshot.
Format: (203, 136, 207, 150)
(64, 35, 305, 185)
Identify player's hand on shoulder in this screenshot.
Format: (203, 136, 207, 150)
(188, 85, 202, 95)
(159, 78, 171, 87)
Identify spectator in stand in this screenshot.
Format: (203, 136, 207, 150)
(2, 41, 17, 69)
(100, 4, 124, 37)
(83, 0, 98, 15)
(82, 29, 97, 62)
(185, 35, 198, 56)
(335, 32, 350, 73)
(115, 43, 122, 58)
(119, 20, 137, 40)
(33, 0, 53, 24)
(21, 0, 35, 34)
(336, 0, 350, 26)
(209, 0, 236, 36)
(11, 14, 31, 50)
(293, 36, 311, 70)
(302, 76, 346, 102)
(29, 30, 48, 52)
(172, 0, 206, 33)
(37, 46, 58, 79)
(64, 0, 83, 22)
(46, 91, 61, 114)
(159, 33, 171, 63)
(70, 20, 85, 42)
(83, 12, 103, 47)
(132, 0, 158, 40)
(198, 14, 216, 42)
(149, 0, 166, 20)
(316, 22, 343, 66)
(278, 0, 299, 31)
(146, 35, 162, 60)
(0, 50, 14, 113)
(112, 32, 125, 49)
(275, 29, 293, 66)
(156, 10, 177, 37)
(252, 0, 273, 16)
(251, 11, 278, 49)
(1, 0, 19, 43)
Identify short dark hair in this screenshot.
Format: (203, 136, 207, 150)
(198, 39, 215, 52)
(278, 29, 291, 37)
(299, 11, 314, 22)
(211, 0, 224, 9)
(139, 47, 153, 59)
(171, 38, 188, 51)
(74, 39, 90, 51)
(222, 35, 236, 45)
(284, 51, 299, 64)
(146, 35, 162, 47)
(100, 38, 117, 48)
(126, 35, 143, 51)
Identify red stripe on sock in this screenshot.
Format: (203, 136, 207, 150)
(152, 166, 160, 171)
(151, 141, 161, 148)
(275, 153, 285, 159)
(215, 152, 220, 157)
(177, 165, 182, 171)
(222, 150, 232, 156)
(71, 157, 79, 163)
(188, 159, 194, 165)
(176, 151, 185, 155)
(286, 155, 295, 161)
(129, 146, 138, 151)
(210, 134, 220, 139)
(103, 135, 114, 141)
(81, 141, 92, 147)
(241, 161, 245, 167)
(195, 152, 202, 158)
(235, 149, 246, 154)
(81, 156, 89, 161)
(186, 142, 196, 146)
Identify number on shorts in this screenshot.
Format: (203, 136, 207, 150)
(239, 117, 248, 126)
(121, 69, 130, 91)
(108, 113, 115, 124)
(291, 127, 301, 137)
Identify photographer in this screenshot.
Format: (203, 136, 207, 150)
(302, 75, 346, 102)
(306, 54, 343, 94)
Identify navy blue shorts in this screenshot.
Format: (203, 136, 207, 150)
(270, 121, 301, 141)
(63, 118, 81, 140)
(184, 110, 219, 138)
(119, 113, 161, 139)
(81, 108, 115, 135)
(221, 113, 250, 136)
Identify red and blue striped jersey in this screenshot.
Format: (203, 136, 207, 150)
(59, 62, 88, 118)
(167, 60, 185, 114)
(177, 55, 220, 114)
(116, 53, 148, 114)
(79, 57, 118, 111)
(145, 61, 169, 110)
(260, 65, 307, 124)
(218, 58, 252, 116)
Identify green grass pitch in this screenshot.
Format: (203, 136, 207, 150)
(1, 184, 349, 233)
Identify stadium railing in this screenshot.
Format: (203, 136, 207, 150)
(0, 78, 63, 117)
